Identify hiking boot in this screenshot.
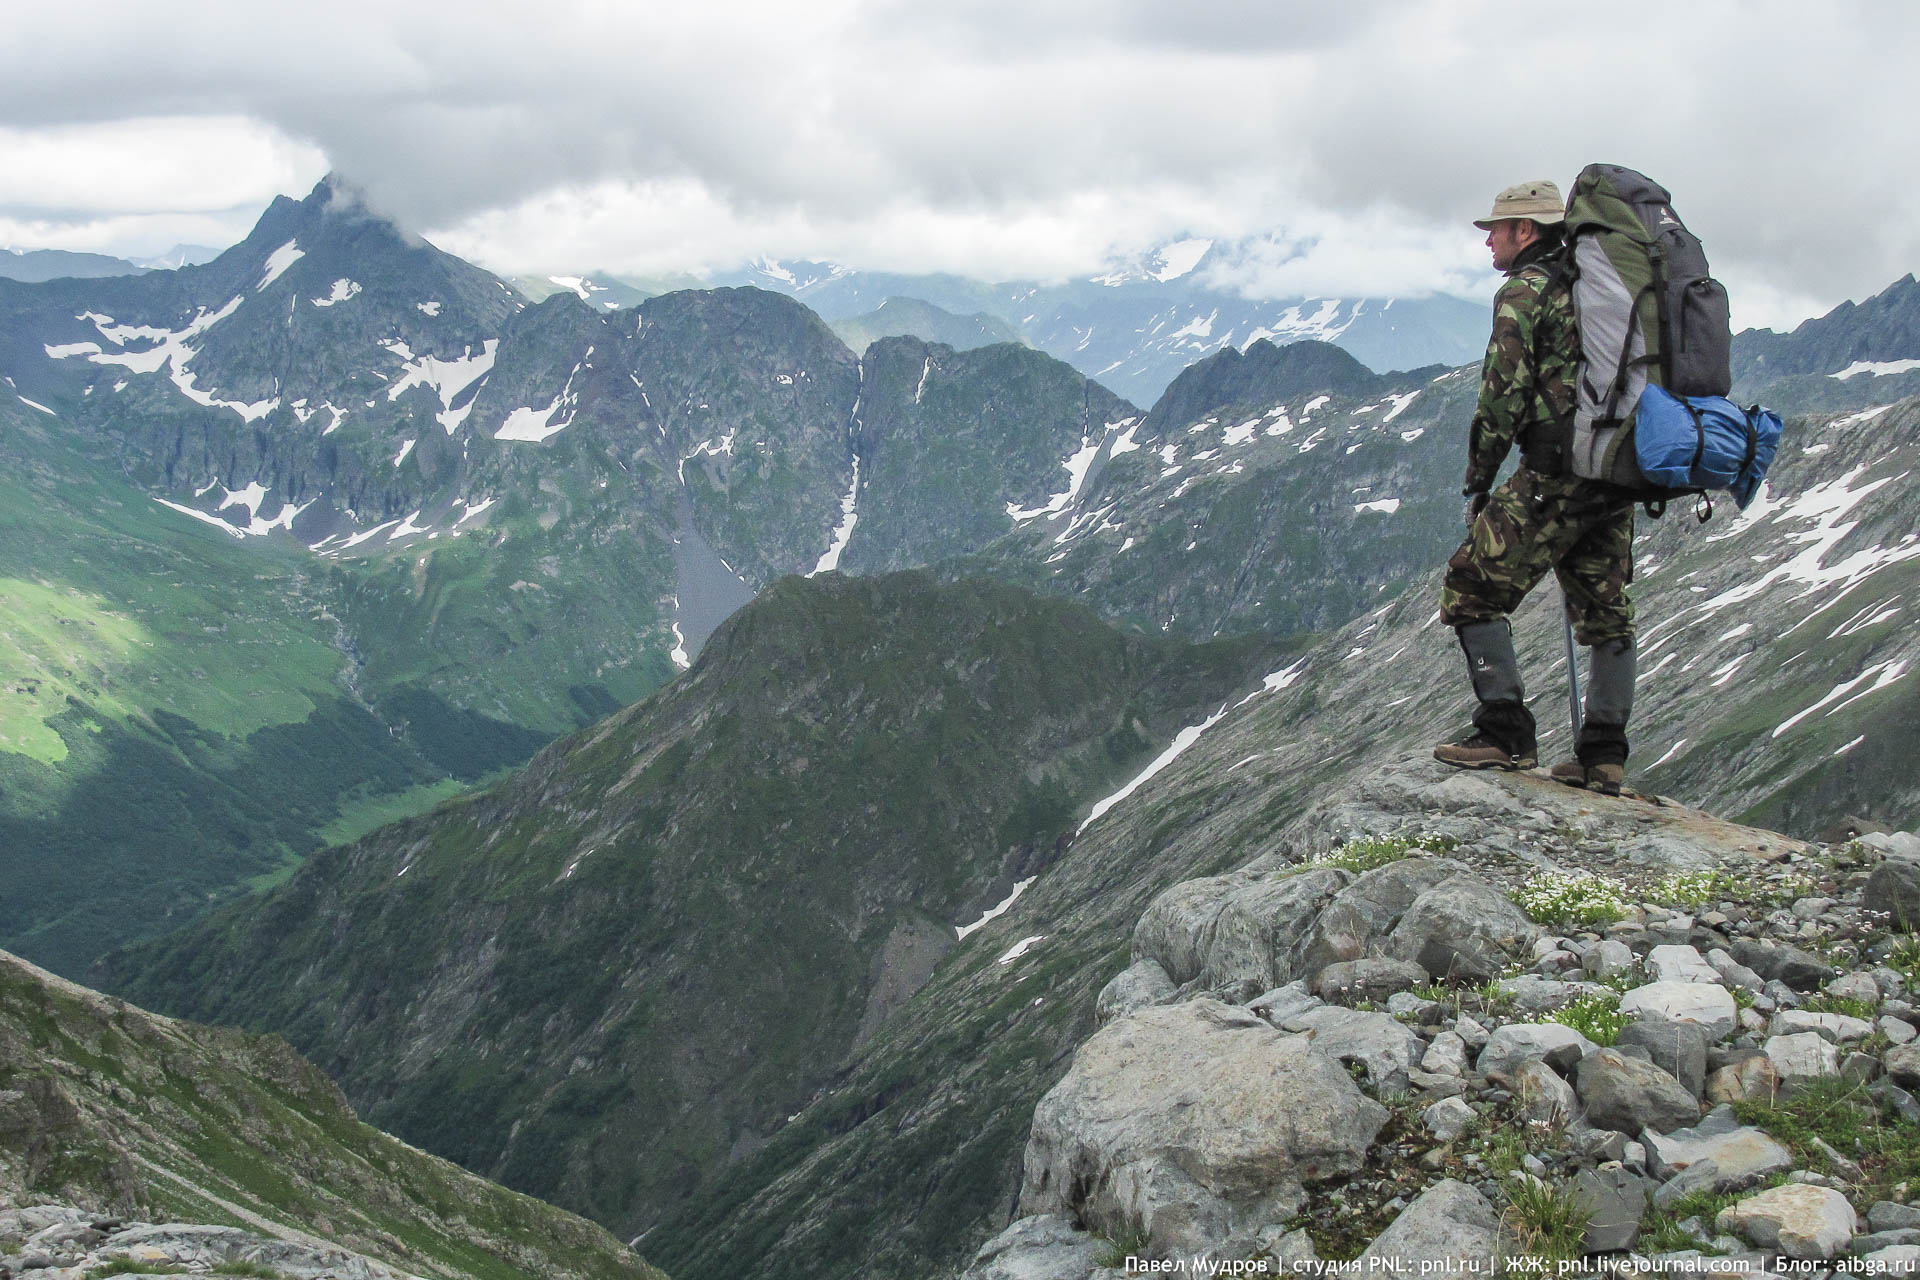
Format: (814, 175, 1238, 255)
(1586, 762, 1625, 796)
(1435, 732, 1537, 771)
(1549, 759, 1590, 788)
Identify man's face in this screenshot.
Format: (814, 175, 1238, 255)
(1485, 219, 1537, 272)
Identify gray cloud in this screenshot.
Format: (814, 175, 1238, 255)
(0, 0, 1914, 330)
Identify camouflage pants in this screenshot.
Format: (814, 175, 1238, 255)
(1439, 467, 1636, 645)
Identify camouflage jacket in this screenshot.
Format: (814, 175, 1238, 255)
(1463, 241, 1577, 494)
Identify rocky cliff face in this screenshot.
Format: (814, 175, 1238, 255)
(0, 947, 663, 1280)
(957, 341, 1478, 639)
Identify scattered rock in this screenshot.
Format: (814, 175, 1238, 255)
(1355, 1180, 1499, 1275)
(1571, 1166, 1654, 1253)
(1764, 1032, 1841, 1091)
(1386, 874, 1540, 984)
(1618, 981, 1738, 1042)
(1574, 1049, 1702, 1135)
(1716, 1183, 1857, 1260)
(1616, 1018, 1708, 1100)
(1642, 1105, 1793, 1189)
(1313, 957, 1429, 1004)
(1475, 1023, 1595, 1078)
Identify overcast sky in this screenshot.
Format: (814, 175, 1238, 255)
(1, 0, 1914, 332)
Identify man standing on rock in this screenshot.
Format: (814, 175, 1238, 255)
(1434, 179, 1637, 795)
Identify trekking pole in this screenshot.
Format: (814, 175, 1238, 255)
(1562, 598, 1583, 746)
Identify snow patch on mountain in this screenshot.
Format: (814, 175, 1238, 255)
(1831, 359, 1920, 380)
(312, 279, 361, 307)
(496, 357, 583, 443)
(809, 457, 861, 576)
(58, 297, 278, 422)
(384, 339, 498, 433)
(257, 241, 303, 292)
(1008, 419, 1143, 523)
(955, 876, 1037, 941)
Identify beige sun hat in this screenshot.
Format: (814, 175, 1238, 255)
(1473, 179, 1566, 229)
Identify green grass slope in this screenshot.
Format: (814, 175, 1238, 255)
(100, 570, 1284, 1243)
(0, 948, 666, 1280)
(0, 399, 665, 976)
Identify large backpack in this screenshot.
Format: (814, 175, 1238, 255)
(1530, 163, 1779, 513)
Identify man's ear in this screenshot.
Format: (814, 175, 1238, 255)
(1514, 219, 1542, 249)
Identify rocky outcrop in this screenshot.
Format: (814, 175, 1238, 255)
(1016, 1000, 1385, 1258)
(0, 1211, 419, 1279)
(988, 756, 1920, 1272)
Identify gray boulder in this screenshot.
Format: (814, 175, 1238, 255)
(1642, 1105, 1793, 1189)
(1575, 1049, 1702, 1135)
(1296, 858, 1464, 976)
(1731, 939, 1832, 991)
(959, 1215, 1105, 1280)
(1355, 1179, 1499, 1275)
(1476, 1022, 1595, 1078)
(1314, 957, 1429, 1004)
(1096, 959, 1177, 1025)
(1616, 1019, 1708, 1099)
(1572, 1166, 1655, 1253)
(1716, 1183, 1857, 1260)
(1618, 981, 1737, 1042)
(1387, 873, 1539, 983)
(1281, 1006, 1424, 1095)
(1203, 869, 1349, 991)
(1019, 999, 1387, 1257)
(1864, 857, 1920, 931)
(1764, 1032, 1841, 1091)
(1513, 1058, 1580, 1129)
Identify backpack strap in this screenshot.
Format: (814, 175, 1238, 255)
(1517, 247, 1576, 473)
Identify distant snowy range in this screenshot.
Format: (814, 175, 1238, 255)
(517, 237, 1491, 406)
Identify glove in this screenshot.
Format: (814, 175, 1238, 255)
(1464, 491, 1490, 526)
